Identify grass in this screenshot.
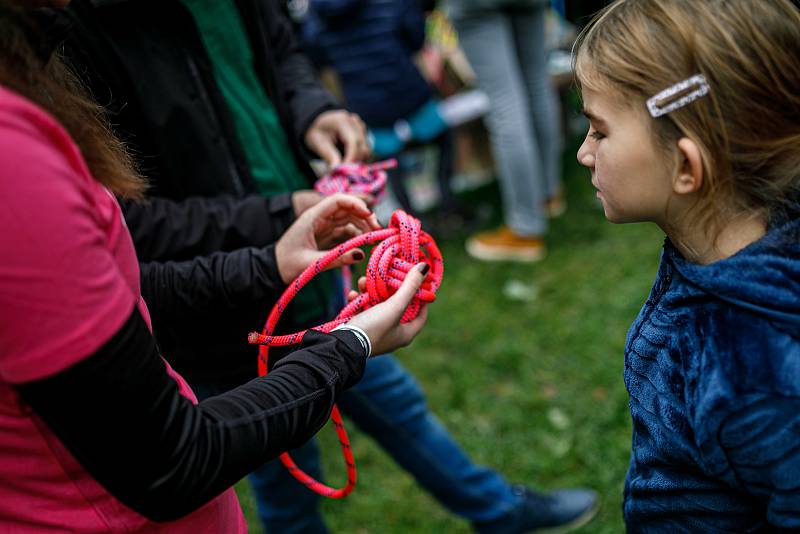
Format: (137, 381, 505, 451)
(235, 134, 665, 533)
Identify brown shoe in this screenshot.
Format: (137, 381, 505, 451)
(465, 226, 546, 262)
(544, 193, 567, 218)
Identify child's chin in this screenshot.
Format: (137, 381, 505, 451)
(603, 209, 627, 224)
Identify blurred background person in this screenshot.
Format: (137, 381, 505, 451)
(302, 0, 465, 225)
(449, 0, 564, 262)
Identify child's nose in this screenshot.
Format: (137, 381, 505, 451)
(577, 139, 595, 169)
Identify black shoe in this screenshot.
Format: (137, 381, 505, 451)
(473, 485, 599, 534)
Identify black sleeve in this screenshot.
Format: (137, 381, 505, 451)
(17, 310, 366, 522)
(138, 245, 285, 324)
(262, 1, 340, 145)
(120, 193, 295, 262)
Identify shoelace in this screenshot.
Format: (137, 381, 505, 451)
(248, 210, 444, 498)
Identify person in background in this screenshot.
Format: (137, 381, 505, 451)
(303, 0, 447, 156)
(0, 1, 430, 531)
(54, 0, 598, 532)
(449, 0, 565, 262)
(302, 0, 462, 218)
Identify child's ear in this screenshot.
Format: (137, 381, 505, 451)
(674, 138, 703, 195)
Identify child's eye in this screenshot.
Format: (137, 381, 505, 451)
(590, 130, 605, 141)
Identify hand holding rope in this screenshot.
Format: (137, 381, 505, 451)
(249, 209, 443, 498)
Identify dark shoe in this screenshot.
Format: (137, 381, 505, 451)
(473, 485, 599, 534)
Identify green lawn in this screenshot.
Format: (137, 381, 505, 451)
(235, 137, 665, 533)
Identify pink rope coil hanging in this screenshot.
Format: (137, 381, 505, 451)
(313, 159, 396, 202)
(248, 209, 444, 498)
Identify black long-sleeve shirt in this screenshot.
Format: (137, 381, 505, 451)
(18, 310, 366, 522)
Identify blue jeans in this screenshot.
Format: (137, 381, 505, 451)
(452, 6, 562, 237)
(245, 354, 520, 533)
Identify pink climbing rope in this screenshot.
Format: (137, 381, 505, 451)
(248, 209, 444, 498)
(314, 158, 397, 294)
(314, 159, 396, 202)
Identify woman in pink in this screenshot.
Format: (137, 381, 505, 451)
(0, 2, 429, 531)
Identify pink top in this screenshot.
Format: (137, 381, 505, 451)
(0, 87, 246, 532)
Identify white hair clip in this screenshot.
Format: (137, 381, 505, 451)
(646, 74, 710, 118)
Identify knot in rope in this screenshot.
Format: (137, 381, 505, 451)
(313, 159, 396, 202)
(362, 210, 439, 323)
(246, 209, 443, 499)
(248, 209, 442, 348)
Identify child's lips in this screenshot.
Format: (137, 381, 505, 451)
(591, 179, 603, 198)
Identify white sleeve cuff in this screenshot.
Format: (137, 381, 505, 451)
(332, 324, 373, 358)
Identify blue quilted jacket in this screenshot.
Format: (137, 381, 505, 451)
(624, 218, 800, 533)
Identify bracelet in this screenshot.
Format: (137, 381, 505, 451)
(332, 324, 373, 358)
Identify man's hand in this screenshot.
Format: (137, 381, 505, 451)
(304, 110, 371, 168)
(275, 193, 380, 284)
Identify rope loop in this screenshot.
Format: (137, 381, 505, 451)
(313, 159, 396, 201)
(247, 209, 443, 498)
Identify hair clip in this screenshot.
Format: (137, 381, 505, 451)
(646, 74, 710, 118)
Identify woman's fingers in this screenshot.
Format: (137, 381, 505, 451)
(344, 263, 429, 355)
(385, 263, 428, 313)
(325, 248, 366, 270)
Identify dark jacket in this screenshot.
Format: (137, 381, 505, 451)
(303, 0, 432, 127)
(128, 194, 292, 325)
(623, 219, 800, 532)
(56, 0, 342, 384)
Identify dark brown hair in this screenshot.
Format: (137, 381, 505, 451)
(0, 3, 145, 198)
(574, 0, 800, 236)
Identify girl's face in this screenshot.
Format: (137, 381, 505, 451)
(577, 86, 676, 226)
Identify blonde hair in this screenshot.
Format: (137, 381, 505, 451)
(573, 0, 800, 236)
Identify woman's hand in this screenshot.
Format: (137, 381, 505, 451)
(275, 193, 380, 284)
(345, 263, 430, 356)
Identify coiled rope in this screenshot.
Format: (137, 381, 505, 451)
(313, 159, 396, 202)
(248, 209, 444, 498)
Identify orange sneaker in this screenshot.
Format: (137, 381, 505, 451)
(465, 226, 546, 262)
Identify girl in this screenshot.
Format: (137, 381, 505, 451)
(0, 1, 428, 532)
(574, 0, 800, 531)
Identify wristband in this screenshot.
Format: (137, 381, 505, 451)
(332, 324, 372, 358)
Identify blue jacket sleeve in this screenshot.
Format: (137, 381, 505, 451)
(718, 395, 800, 529)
